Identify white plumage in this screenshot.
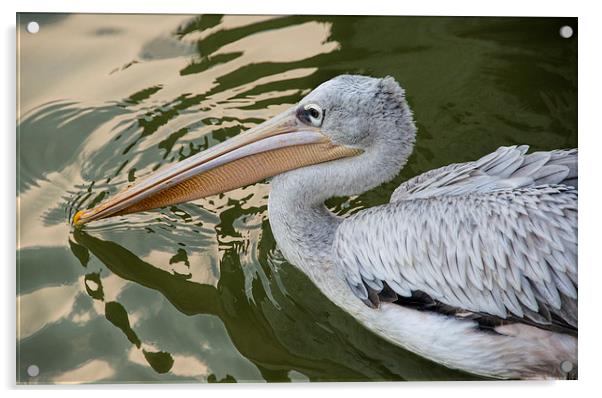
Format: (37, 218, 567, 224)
(270, 144, 577, 380)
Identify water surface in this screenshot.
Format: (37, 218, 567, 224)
(17, 13, 577, 383)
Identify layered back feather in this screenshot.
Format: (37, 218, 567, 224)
(335, 146, 577, 332)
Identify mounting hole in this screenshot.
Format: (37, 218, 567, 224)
(27, 364, 40, 377)
(559, 25, 573, 39)
(26, 21, 40, 34)
(560, 360, 574, 373)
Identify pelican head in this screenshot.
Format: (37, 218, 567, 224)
(73, 75, 416, 226)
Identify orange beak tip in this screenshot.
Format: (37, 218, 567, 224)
(72, 210, 85, 226)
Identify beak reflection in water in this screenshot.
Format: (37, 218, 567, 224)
(73, 107, 362, 226)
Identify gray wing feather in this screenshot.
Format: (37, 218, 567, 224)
(336, 146, 577, 329)
(391, 145, 577, 201)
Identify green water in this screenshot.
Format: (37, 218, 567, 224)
(16, 14, 577, 383)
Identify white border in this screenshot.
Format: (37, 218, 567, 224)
(2, 0, 588, 17)
(3, 0, 601, 397)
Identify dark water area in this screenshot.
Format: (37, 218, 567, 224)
(17, 14, 577, 383)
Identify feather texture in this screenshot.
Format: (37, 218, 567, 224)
(335, 146, 577, 330)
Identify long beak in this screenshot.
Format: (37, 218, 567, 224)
(73, 108, 362, 226)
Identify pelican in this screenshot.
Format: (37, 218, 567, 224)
(73, 75, 577, 380)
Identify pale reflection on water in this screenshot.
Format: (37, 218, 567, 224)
(17, 13, 577, 383)
(18, 281, 80, 339)
(54, 360, 115, 384)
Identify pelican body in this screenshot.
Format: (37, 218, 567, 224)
(74, 75, 577, 379)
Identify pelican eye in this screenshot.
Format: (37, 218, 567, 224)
(301, 104, 324, 127)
